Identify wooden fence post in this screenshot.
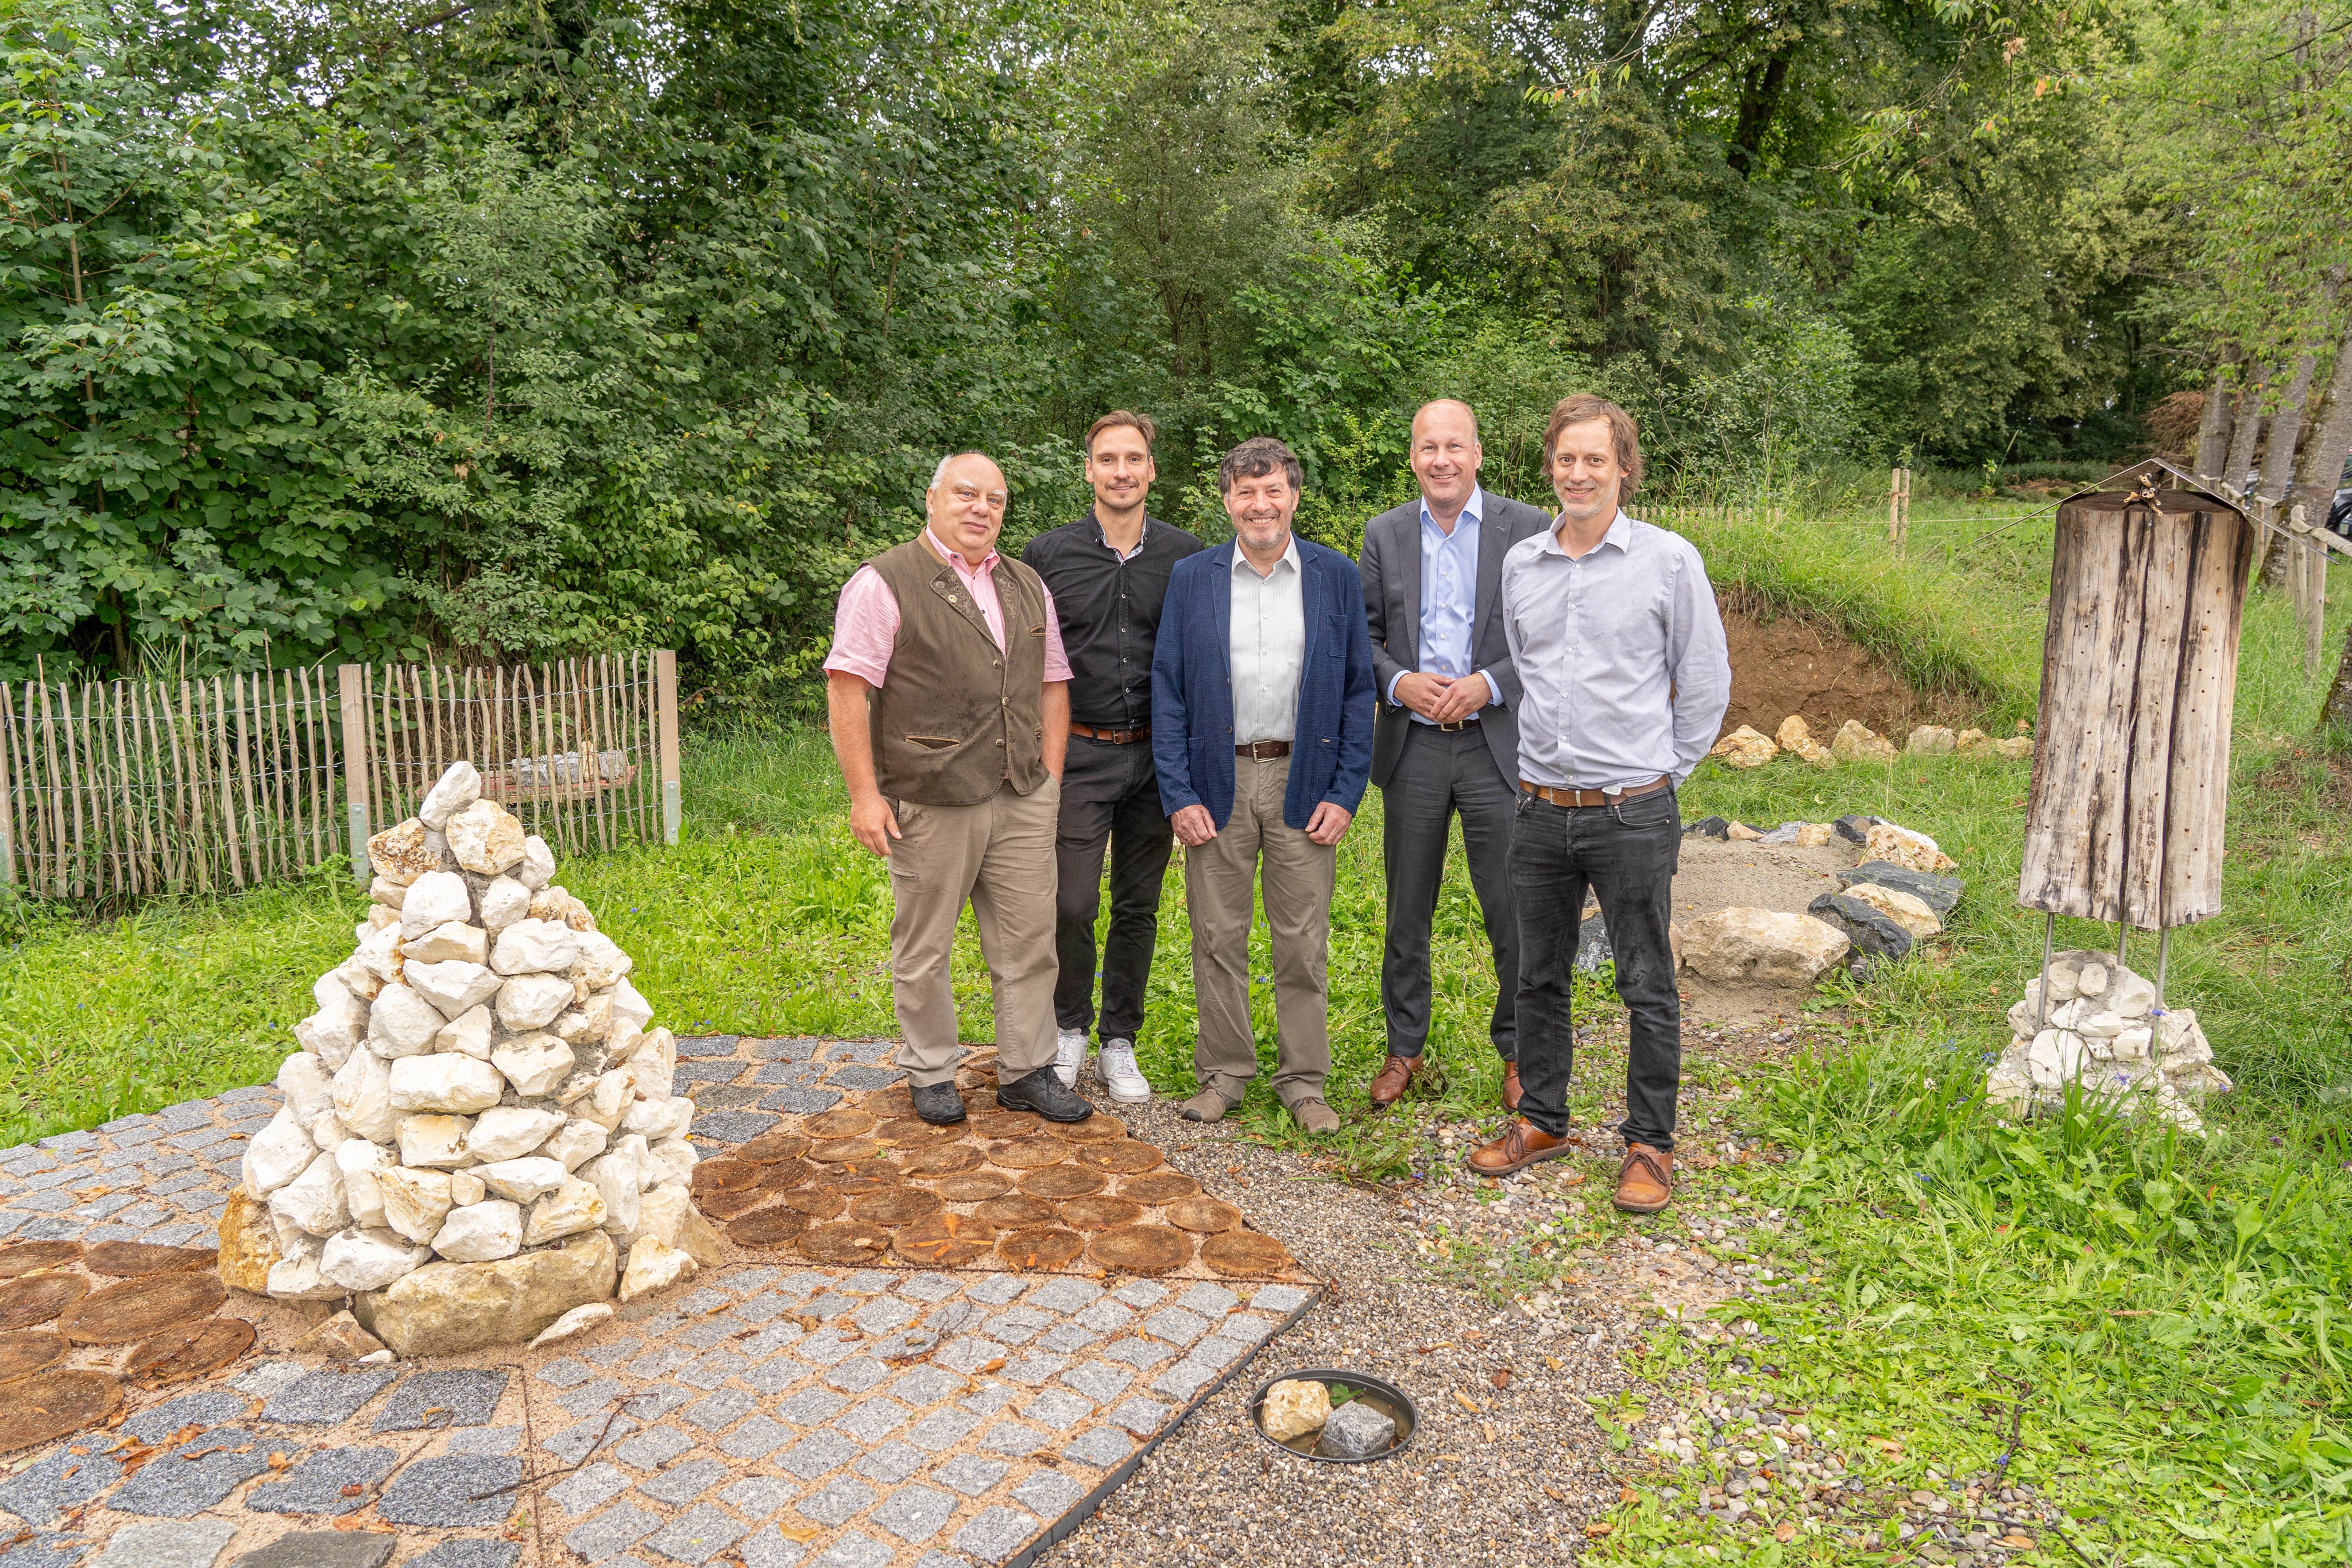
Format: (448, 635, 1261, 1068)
(338, 664, 371, 882)
(1887, 467, 1912, 555)
(0, 683, 13, 888)
(655, 649, 681, 846)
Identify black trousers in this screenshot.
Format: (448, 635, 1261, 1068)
(1379, 723, 1518, 1061)
(1511, 785, 1682, 1149)
(1053, 734, 1174, 1042)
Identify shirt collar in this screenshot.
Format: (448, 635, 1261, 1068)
(1089, 510, 1147, 557)
(924, 526, 997, 576)
(1537, 509, 1634, 557)
(1232, 534, 1301, 578)
(1419, 485, 1484, 536)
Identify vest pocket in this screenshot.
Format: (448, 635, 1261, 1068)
(904, 735, 960, 751)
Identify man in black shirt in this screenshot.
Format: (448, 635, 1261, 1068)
(1022, 412, 1204, 1103)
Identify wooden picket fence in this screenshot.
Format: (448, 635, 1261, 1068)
(0, 653, 679, 903)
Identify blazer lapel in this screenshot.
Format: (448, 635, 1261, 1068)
(1208, 541, 1235, 688)
(1395, 508, 1423, 663)
(1475, 501, 1512, 652)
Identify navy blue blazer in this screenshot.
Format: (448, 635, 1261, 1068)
(1151, 537, 1377, 831)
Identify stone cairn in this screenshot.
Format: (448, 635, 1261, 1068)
(1984, 950, 2233, 1133)
(1711, 715, 2035, 769)
(223, 761, 716, 1354)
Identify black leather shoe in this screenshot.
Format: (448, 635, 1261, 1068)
(911, 1080, 967, 1125)
(995, 1066, 1094, 1124)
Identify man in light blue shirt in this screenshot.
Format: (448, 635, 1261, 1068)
(1359, 401, 1554, 1112)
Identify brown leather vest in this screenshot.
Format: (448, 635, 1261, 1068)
(866, 537, 1049, 806)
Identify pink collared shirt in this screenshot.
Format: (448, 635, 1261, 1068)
(824, 528, 1073, 687)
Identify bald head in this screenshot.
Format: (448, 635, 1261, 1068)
(926, 451, 1009, 567)
(1410, 400, 1484, 525)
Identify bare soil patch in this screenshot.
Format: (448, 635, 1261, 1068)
(1717, 594, 1959, 740)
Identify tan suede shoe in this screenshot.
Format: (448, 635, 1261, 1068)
(1612, 1143, 1674, 1212)
(1178, 1085, 1235, 1123)
(1291, 1099, 1341, 1135)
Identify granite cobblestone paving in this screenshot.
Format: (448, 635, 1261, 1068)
(0, 1035, 1316, 1566)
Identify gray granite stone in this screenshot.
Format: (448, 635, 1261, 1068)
(937, 1336, 1000, 1375)
(446, 1424, 523, 1456)
(542, 1412, 639, 1464)
(673, 1060, 748, 1082)
(1036, 1322, 1100, 1355)
(682, 1387, 756, 1430)
(977, 1421, 1047, 1457)
(405, 1544, 523, 1568)
(834, 1397, 909, 1444)
(689, 1110, 777, 1142)
(373, 1367, 506, 1431)
(959, 1383, 1019, 1418)
(1061, 1424, 1132, 1466)
(1250, 1284, 1313, 1313)
(626, 1344, 694, 1379)
(855, 1440, 928, 1485)
(888, 1365, 962, 1408)
(796, 1476, 877, 1527)
(645, 1503, 748, 1565)
(0, 1529, 84, 1568)
(624, 1385, 694, 1422)
(1074, 1300, 1132, 1334)
(1059, 1361, 1134, 1403)
(244, 1445, 398, 1515)
(549, 1461, 634, 1516)
(978, 1306, 1050, 1346)
(823, 1356, 888, 1395)
(776, 1430, 857, 1478)
(231, 1360, 306, 1401)
(749, 1036, 822, 1060)
(719, 1474, 795, 1515)
(1105, 1395, 1171, 1434)
(0, 1442, 123, 1521)
(953, 1505, 1041, 1564)
(905, 1407, 980, 1452)
(1001, 1351, 1068, 1387)
(639, 1456, 728, 1505)
(810, 1533, 891, 1568)
(1175, 1283, 1240, 1315)
(853, 1297, 918, 1334)
(109, 1426, 273, 1517)
(377, 1454, 522, 1526)
(675, 1316, 740, 1350)
(566, 1502, 662, 1563)
(1011, 1468, 1084, 1516)
(931, 1455, 1007, 1497)
(678, 1350, 746, 1389)
(895, 1272, 960, 1303)
(1152, 1358, 1221, 1401)
(796, 1327, 861, 1368)
(740, 1352, 809, 1395)
(535, 1356, 595, 1388)
(966, 1275, 1026, 1306)
(759, 1087, 841, 1114)
(718, 1414, 792, 1460)
(1143, 1306, 1210, 1345)
(737, 1527, 809, 1568)
(1022, 1388, 1094, 1431)
(674, 1035, 741, 1056)
(227, 1532, 393, 1568)
(1101, 1337, 1174, 1371)
(871, 1481, 957, 1544)
(88, 1518, 236, 1568)
(556, 1375, 629, 1417)
(1025, 1277, 1103, 1314)
(613, 1424, 694, 1470)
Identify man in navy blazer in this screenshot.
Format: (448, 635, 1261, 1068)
(1152, 437, 1375, 1132)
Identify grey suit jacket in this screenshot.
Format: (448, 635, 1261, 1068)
(1359, 488, 1554, 789)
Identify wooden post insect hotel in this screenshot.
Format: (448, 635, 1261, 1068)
(2018, 459, 2253, 1015)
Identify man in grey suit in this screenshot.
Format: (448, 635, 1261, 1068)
(1359, 399, 1554, 1110)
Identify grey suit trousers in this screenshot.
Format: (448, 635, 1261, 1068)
(1379, 723, 1519, 1060)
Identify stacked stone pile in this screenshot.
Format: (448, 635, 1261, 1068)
(228, 760, 717, 1350)
(1712, 714, 2034, 770)
(1674, 819, 1964, 987)
(1984, 951, 2233, 1132)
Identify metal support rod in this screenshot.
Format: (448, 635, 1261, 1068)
(2035, 912, 2055, 1031)
(2153, 928, 2171, 1011)
(2116, 919, 2129, 973)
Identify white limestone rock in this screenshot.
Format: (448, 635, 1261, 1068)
(308, 1110, 350, 1151)
(621, 1095, 694, 1143)
(545, 1117, 610, 1172)
(477, 875, 532, 937)
(628, 1029, 677, 1100)
(389, 1054, 505, 1115)
(531, 1302, 616, 1349)
(1678, 908, 1851, 987)
(400, 870, 473, 940)
(493, 918, 580, 977)
(434, 1005, 496, 1060)
(582, 1144, 642, 1234)
(611, 1133, 652, 1190)
(404, 921, 488, 966)
(355, 921, 404, 985)
(368, 984, 445, 1059)
(376, 1166, 454, 1246)
(610, 977, 653, 1034)
(432, 1200, 524, 1263)
(644, 1136, 697, 1188)
(336, 1139, 392, 1228)
(604, 1019, 645, 1064)
(242, 1106, 319, 1198)
(449, 1170, 486, 1206)
(397, 1113, 474, 1168)
(321, 1228, 432, 1292)
(1841, 882, 1943, 940)
(467, 1106, 567, 1163)
(369, 873, 409, 908)
(447, 799, 528, 876)
(419, 760, 482, 830)
(406, 960, 504, 1021)
(497, 972, 574, 1033)
(492, 1033, 574, 1097)
(265, 1234, 346, 1301)
(516, 834, 555, 891)
(524, 1178, 607, 1245)
(269, 1151, 349, 1238)
(331, 1049, 399, 1144)
(277, 1052, 335, 1124)
(618, 1238, 695, 1303)
(571, 930, 632, 989)
(334, 953, 385, 1002)
(554, 998, 612, 1046)
(473, 1157, 570, 1205)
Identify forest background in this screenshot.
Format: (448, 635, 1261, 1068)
(3, 0, 2348, 715)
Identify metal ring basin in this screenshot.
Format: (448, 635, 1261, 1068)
(1245, 1367, 1418, 1464)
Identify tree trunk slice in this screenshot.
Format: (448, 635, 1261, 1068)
(1197, 1230, 1294, 1277)
(0, 1274, 88, 1331)
(961, 1090, 1001, 1114)
(84, 1242, 216, 1277)
(1077, 1140, 1162, 1174)
(1087, 1224, 1193, 1276)
(809, 1137, 880, 1163)
(1055, 1114, 1127, 1143)
(698, 1186, 776, 1220)
(757, 1157, 815, 1191)
(59, 1272, 227, 1346)
(1117, 1172, 1200, 1205)
(728, 1207, 811, 1248)
(0, 1242, 83, 1279)
(973, 1196, 1057, 1229)
(796, 1221, 895, 1266)
(892, 1213, 996, 1267)
(875, 1117, 966, 1147)
(806, 1108, 877, 1139)
(1018, 1166, 1107, 1199)
(822, 1170, 901, 1198)
(997, 1227, 1085, 1270)
(691, 1160, 759, 1194)
(970, 1113, 1044, 1140)
(900, 1145, 983, 1176)
(1165, 1198, 1243, 1234)
(851, 1188, 943, 1227)
(0, 1370, 122, 1453)
(126, 1317, 254, 1385)
(777, 1188, 847, 1219)
(928, 1172, 1012, 1203)
(0, 1331, 64, 1385)
(736, 1130, 811, 1164)
(1056, 1196, 1142, 1230)
(984, 1139, 1068, 1170)
(861, 1087, 919, 1118)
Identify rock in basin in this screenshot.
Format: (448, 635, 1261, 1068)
(352, 1230, 616, 1357)
(1261, 1379, 1332, 1441)
(1317, 1396, 1397, 1458)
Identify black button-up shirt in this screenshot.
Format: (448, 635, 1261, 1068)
(1022, 510, 1204, 729)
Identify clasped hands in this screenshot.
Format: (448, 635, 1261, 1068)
(1171, 800, 1352, 848)
(1393, 670, 1488, 725)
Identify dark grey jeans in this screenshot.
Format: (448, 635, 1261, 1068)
(1053, 734, 1174, 1042)
(1379, 723, 1518, 1061)
(1510, 785, 1682, 1149)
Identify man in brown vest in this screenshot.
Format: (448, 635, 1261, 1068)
(823, 452, 1095, 1126)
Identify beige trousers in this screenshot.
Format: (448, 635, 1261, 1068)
(1185, 753, 1335, 1109)
(886, 777, 1062, 1087)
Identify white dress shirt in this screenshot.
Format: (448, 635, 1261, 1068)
(1229, 535, 1306, 745)
(1500, 511, 1731, 791)
(1388, 486, 1502, 721)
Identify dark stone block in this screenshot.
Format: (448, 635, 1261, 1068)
(376, 1454, 523, 1527)
(1836, 861, 1964, 917)
(749, 1037, 822, 1061)
(1807, 893, 1912, 976)
(753, 1061, 826, 1086)
(0, 1443, 122, 1523)
(230, 1531, 395, 1568)
(1832, 814, 1882, 844)
(758, 1086, 841, 1115)
(372, 1368, 508, 1431)
(673, 1060, 748, 1082)
(128, 1389, 256, 1441)
(827, 1066, 904, 1090)
(245, 1445, 399, 1515)
(1684, 816, 1730, 839)
(261, 1366, 400, 1425)
(107, 1426, 276, 1517)
(0, 1530, 88, 1568)
(672, 1035, 741, 1056)
(405, 1543, 523, 1568)
(688, 1110, 777, 1144)
(691, 1086, 767, 1109)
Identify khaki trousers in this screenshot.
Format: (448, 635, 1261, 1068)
(1185, 753, 1335, 1109)
(886, 777, 1061, 1088)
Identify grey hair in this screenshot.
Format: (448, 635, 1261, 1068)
(930, 450, 995, 489)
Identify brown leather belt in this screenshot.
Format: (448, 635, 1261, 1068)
(1236, 740, 1293, 760)
(1522, 775, 1669, 809)
(1433, 715, 1480, 732)
(1071, 721, 1150, 745)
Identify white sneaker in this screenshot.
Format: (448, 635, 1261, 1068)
(1054, 1029, 1088, 1087)
(1096, 1039, 1152, 1105)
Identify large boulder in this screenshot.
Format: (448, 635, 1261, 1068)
(1709, 726, 1778, 769)
(1805, 893, 1912, 977)
(1679, 908, 1850, 986)
(1835, 861, 1963, 917)
(1840, 881, 1941, 939)
(353, 1230, 618, 1357)
(1863, 821, 1956, 873)
(1830, 720, 1898, 764)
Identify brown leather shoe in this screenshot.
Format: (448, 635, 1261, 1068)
(1369, 1055, 1419, 1108)
(1464, 1118, 1576, 1176)
(1501, 1060, 1523, 1112)
(1613, 1143, 1674, 1212)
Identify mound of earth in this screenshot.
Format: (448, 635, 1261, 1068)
(1715, 594, 1962, 741)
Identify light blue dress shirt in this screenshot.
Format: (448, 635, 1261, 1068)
(1387, 486, 1500, 722)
